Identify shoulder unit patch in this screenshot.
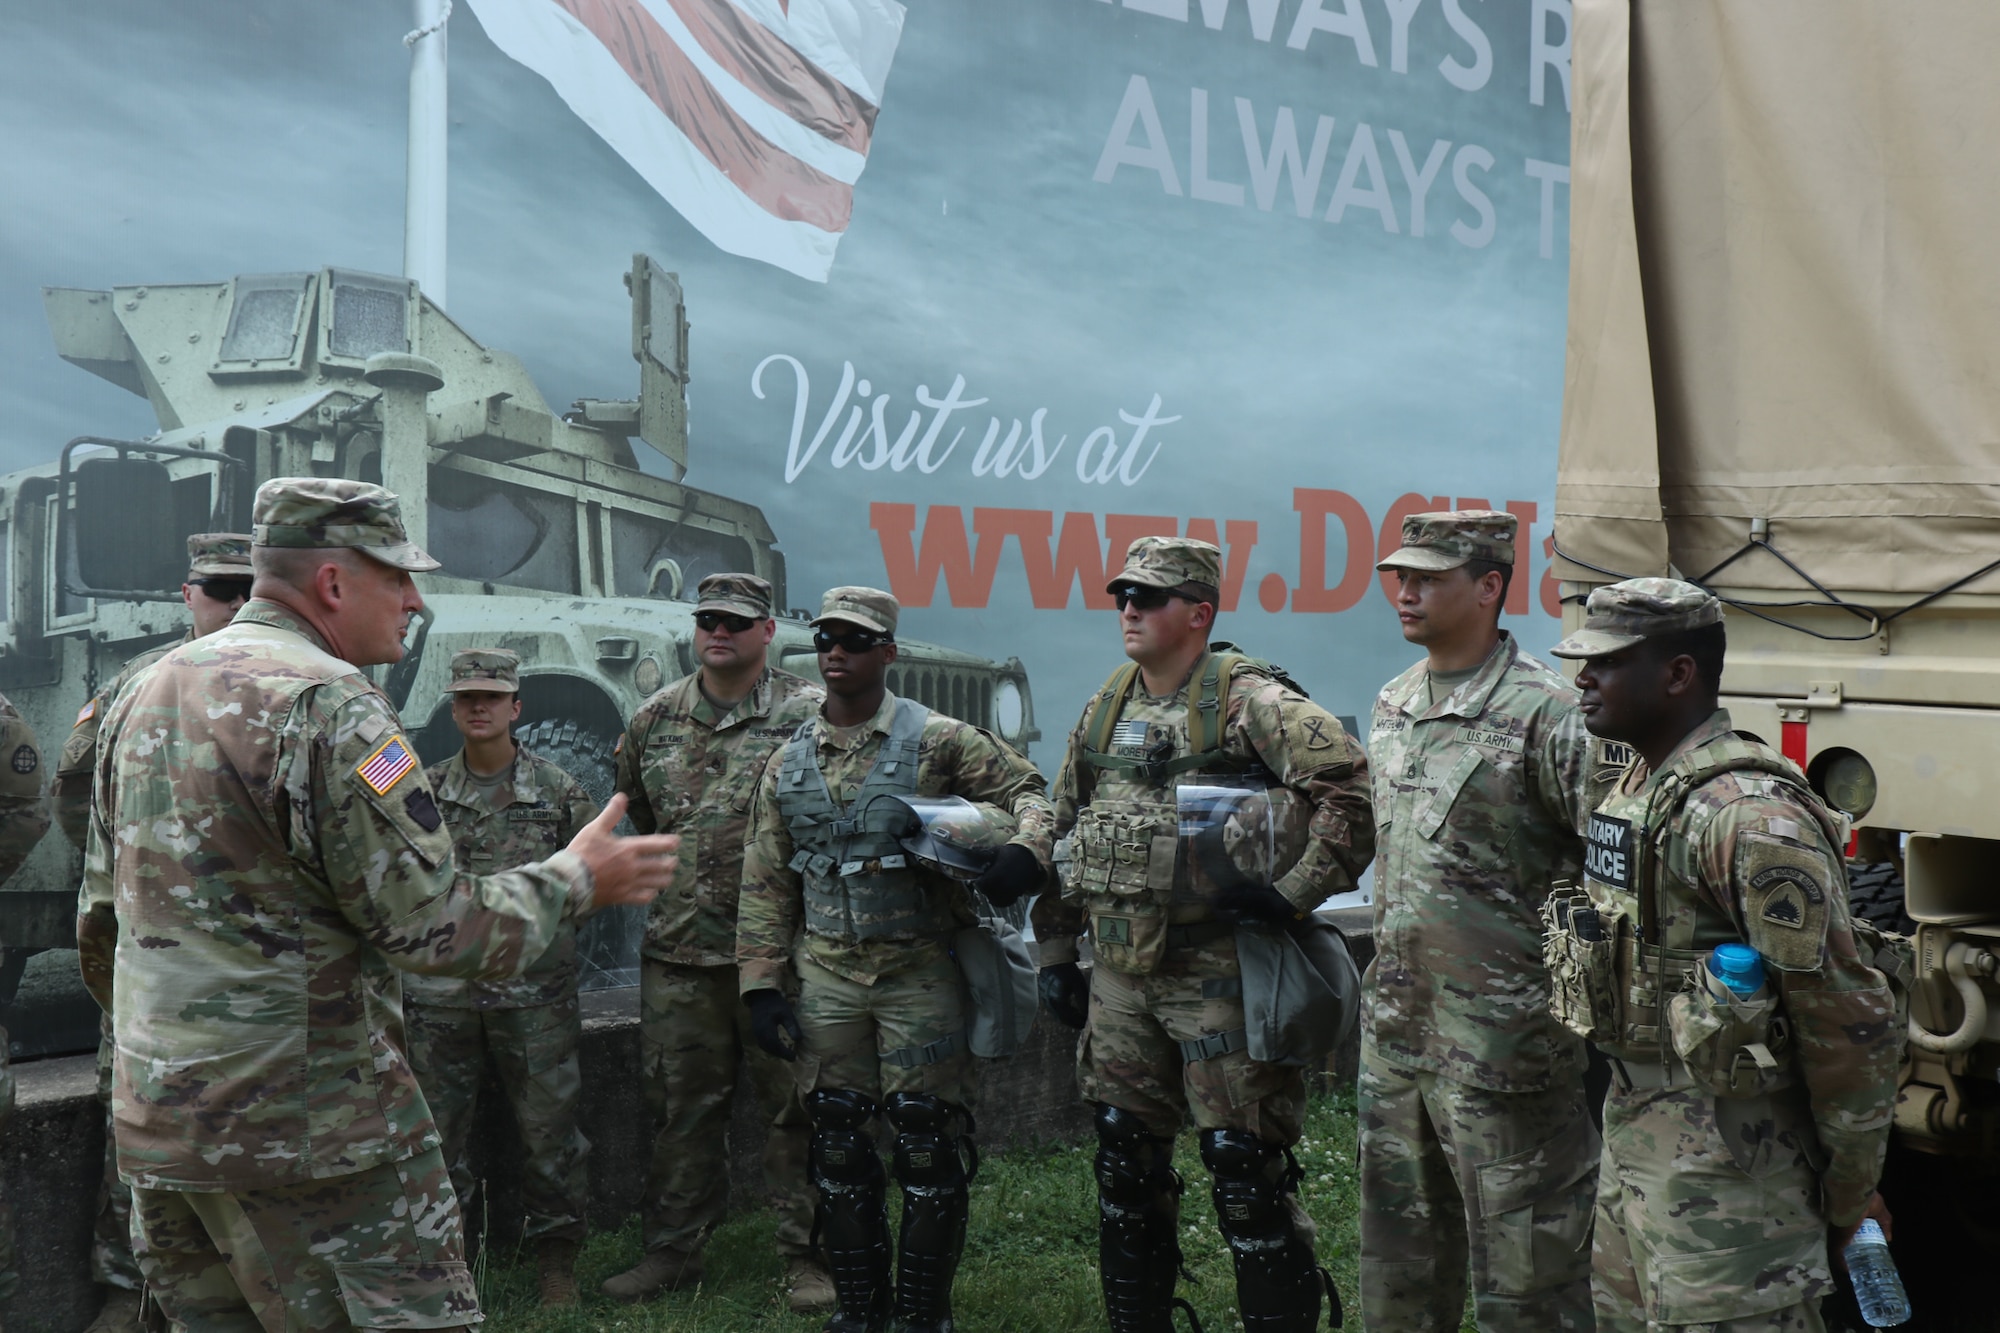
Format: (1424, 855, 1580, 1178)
(356, 736, 418, 795)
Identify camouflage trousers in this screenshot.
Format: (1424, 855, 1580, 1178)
(1356, 1048, 1598, 1332)
(130, 1143, 478, 1332)
(1592, 1078, 1832, 1332)
(638, 958, 814, 1259)
(405, 995, 590, 1243)
(796, 950, 977, 1108)
(95, 1019, 142, 1289)
(1079, 938, 1308, 1144)
(0, 1028, 14, 1308)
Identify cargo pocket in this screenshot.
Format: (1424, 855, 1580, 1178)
(1649, 1227, 1829, 1324)
(1476, 1115, 1601, 1297)
(332, 1260, 480, 1329)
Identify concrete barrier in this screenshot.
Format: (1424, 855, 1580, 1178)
(4, 912, 1374, 1332)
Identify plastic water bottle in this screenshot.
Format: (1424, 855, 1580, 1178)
(1842, 1218, 1911, 1327)
(1709, 943, 1767, 998)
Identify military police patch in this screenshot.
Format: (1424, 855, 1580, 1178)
(10, 744, 36, 776)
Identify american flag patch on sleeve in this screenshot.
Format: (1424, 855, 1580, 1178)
(357, 736, 418, 795)
(75, 699, 96, 726)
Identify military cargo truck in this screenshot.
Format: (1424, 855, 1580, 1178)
(1554, 2, 2000, 1323)
(0, 254, 1038, 1057)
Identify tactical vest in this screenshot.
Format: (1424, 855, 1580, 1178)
(1544, 732, 1844, 1093)
(777, 698, 945, 943)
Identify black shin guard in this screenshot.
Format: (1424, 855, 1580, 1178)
(1200, 1129, 1336, 1332)
(1094, 1103, 1201, 1333)
(885, 1092, 973, 1333)
(808, 1089, 892, 1332)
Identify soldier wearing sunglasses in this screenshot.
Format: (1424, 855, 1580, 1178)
(738, 586, 1054, 1333)
(604, 573, 833, 1311)
(51, 531, 250, 1333)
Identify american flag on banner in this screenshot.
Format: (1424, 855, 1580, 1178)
(466, 0, 907, 282)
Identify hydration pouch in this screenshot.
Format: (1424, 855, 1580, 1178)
(1542, 882, 1625, 1044)
(1071, 803, 1177, 975)
(953, 909, 1041, 1058)
(1666, 957, 1794, 1099)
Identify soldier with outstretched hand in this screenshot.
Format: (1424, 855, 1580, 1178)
(1359, 512, 1601, 1330)
(77, 477, 678, 1333)
(602, 573, 832, 1312)
(737, 586, 1053, 1333)
(1548, 579, 1900, 1332)
(402, 648, 600, 1306)
(1032, 536, 1374, 1333)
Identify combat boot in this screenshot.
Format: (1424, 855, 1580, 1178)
(601, 1246, 705, 1301)
(537, 1238, 581, 1307)
(787, 1257, 839, 1314)
(83, 1288, 144, 1333)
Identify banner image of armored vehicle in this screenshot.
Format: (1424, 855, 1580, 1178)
(0, 254, 1037, 1058)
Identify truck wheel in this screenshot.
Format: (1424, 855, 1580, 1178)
(516, 717, 641, 990)
(1846, 860, 1916, 936)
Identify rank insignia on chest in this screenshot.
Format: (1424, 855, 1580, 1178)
(357, 737, 418, 795)
(1111, 719, 1152, 757)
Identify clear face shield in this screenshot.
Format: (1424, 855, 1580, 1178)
(1174, 776, 1282, 905)
(886, 795, 1021, 881)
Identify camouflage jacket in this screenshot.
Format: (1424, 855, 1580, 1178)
(1366, 633, 1600, 1092)
(616, 665, 823, 967)
(403, 745, 599, 1010)
(1597, 709, 1898, 1228)
(0, 694, 48, 885)
(1033, 655, 1375, 968)
(53, 630, 192, 851)
(77, 600, 598, 1192)
(739, 691, 1054, 992)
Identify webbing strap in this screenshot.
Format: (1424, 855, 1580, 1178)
(1078, 652, 1244, 786)
(1177, 1027, 1247, 1063)
(885, 1030, 965, 1069)
(1199, 976, 1243, 999)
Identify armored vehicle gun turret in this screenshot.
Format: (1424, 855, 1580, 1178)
(1, 255, 1038, 1058)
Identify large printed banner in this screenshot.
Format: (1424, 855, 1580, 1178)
(1, 0, 1572, 750)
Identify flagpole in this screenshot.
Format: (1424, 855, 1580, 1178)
(404, 0, 451, 308)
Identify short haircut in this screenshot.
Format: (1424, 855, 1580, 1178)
(1463, 557, 1514, 605)
(1176, 580, 1220, 607)
(1644, 621, 1727, 694)
(250, 544, 359, 589)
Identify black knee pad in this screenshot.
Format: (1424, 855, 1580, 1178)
(885, 1092, 969, 1189)
(1094, 1103, 1178, 1207)
(1200, 1127, 1295, 1237)
(809, 1089, 882, 1190)
(1201, 1129, 1330, 1331)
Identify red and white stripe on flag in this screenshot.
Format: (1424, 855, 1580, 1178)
(467, 0, 906, 282)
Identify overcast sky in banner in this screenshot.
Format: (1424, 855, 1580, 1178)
(0, 0, 1572, 739)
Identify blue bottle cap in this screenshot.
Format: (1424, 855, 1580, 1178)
(1711, 943, 1766, 996)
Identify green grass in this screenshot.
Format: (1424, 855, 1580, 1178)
(478, 1091, 1473, 1331)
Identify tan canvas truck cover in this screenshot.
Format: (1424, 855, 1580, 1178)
(1555, 0, 2000, 598)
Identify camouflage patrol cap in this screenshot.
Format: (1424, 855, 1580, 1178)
(1107, 536, 1221, 595)
(186, 533, 252, 579)
(1376, 510, 1517, 573)
(695, 572, 774, 620)
(251, 477, 441, 573)
(445, 647, 520, 694)
(811, 586, 898, 637)
(1549, 577, 1723, 659)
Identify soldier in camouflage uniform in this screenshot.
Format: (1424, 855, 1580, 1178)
(1033, 536, 1375, 1333)
(0, 697, 49, 1333)
(602, 574, 831, 1309)
(77, 478, 678, 1333)
(738, 586, 1053, 1333)
(1548, 580, 1900, 1332)
(402, 648, 600, 1306)
(51, 531, 250, 1333)
(1361, 511, 1600, 1331)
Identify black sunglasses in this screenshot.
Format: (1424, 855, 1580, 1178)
(694, 610, 759, 633)
(190, 578, 253, 603)
(813, 627, 891, 654)
(1112, 585, 1188, 613)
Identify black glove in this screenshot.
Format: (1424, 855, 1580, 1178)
(744, 989, 803, 1061)
(1214, 880, 1305, 926)
(973, 843, 1045, 907)
(1039, 962, 1089, 1030)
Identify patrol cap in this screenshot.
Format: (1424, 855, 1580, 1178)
(695, 572, 774, 620)
(251, 477, 441, 573)
(444, 647, 520, 694)
(186, 533, 252, 579)
(1106, 536, 1221, 596)
(812, 586, 898, 637)
(1376, 510, 1517, 573)
(1549, 578, 1724, 660)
